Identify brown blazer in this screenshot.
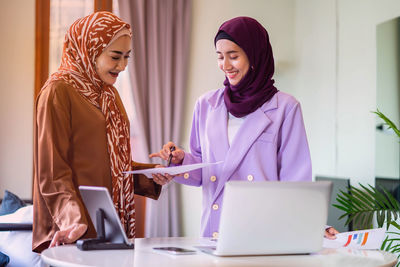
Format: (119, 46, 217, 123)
(32, 81, 161, 253)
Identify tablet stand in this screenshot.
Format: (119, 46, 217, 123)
(76, 209, 134, 250)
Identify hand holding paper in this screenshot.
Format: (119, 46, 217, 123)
(125, 161, 223, 178)
(323, 228, 386, 249)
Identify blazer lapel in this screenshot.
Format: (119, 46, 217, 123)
(206, 93, 230, 162)
(211, 94, 279, 202)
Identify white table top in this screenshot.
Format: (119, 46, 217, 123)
(41, 237, 398, 267)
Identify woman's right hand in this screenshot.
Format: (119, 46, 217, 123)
(149, 141, 185, 165)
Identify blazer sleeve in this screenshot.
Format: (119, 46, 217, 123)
(174, 100, 203, 186)
(35, 84, 89, 232)
(277, 102, 312, 181)
(132, 161, 162, 200)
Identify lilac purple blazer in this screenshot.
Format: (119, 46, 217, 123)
(174, 89, 312, 238)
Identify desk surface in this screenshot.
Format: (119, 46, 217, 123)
(41, 237, 398, 267)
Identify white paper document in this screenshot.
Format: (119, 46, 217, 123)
(323, 228, 386, 249)
(124, 161, 223, 178)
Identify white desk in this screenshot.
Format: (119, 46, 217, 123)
(41, 237, 398, 267)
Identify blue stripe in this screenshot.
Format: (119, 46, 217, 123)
(357, 233, 363, 244)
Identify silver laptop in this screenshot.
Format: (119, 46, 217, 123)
(197, 181, 332, 256)
(78, 186, 133, 248)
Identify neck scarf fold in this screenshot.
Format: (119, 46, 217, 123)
(41, 11, 136, 238)
(215, 17, 279, 117)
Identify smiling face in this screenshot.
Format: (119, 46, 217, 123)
(95, 35, 131, 85)
(216, 39, 250, 86)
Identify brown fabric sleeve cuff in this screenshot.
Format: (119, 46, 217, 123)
(54, 200, 88, 231)
(132, 161, 161, 200)
(132, 161, 157, 170)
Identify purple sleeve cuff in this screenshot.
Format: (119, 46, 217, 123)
(173, 153, 202, 186)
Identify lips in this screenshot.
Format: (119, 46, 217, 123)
(109, 72, 119, 78)
(226, 71, 238, 79)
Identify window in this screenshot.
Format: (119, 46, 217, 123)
(49, 0, 94, 74)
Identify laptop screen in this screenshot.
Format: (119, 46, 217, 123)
(214, 181, 332, 255)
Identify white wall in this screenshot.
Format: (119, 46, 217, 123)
(0, 1, 35, 199)
(376, 18, 400, 178)
(336, 0, 400, 185)
(292, 0, 337, 178)
(180, 0, 400, 237)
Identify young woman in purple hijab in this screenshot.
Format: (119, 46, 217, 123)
(150, 17, 338, 239)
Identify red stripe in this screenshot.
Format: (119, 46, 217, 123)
(344, 235, 352, 247)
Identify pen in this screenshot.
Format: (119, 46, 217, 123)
(167, 146, 176, 167)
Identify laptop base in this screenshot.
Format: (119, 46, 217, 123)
(195, 245, 310, 257)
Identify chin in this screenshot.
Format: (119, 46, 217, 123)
(229, 80, 238, 86)
(104, 79, 117, 85)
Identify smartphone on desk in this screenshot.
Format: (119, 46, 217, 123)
(153, 246, 197, 255)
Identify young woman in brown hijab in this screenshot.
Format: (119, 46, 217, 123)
(33, 11, 162, 253)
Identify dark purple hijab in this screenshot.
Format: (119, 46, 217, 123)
(215, 17, 278, 117)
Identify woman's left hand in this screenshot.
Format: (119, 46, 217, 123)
(324, 226, 339, 240)
(151, 165, 175, 185)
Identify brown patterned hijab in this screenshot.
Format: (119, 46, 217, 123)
(42, 11, 136, 238)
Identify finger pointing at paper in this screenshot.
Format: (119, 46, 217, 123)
(149, 141, 185, 165)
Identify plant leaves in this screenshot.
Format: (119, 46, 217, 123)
(381, 185, 400, 210)
(374, 109, 400, 138)
(359, 184, 385, 209)
(351, 187, 375, 208)
(381, 235, 389, 250)
(391, 221, 400, 230)
(387, 210, 392, 230)
(370, 185, 392, 209)
(335, 182, 400, 230)
(332, 204, 350, 213)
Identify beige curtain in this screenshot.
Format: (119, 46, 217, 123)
(118, 0, 192, 237)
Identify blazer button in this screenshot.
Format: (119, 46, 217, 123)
(210, 175, 217, 182)
(212, 231, 219, 239)
(212, 204, 219, 210)
(247, 174, 254, 181)
(183, 173, 189, 179)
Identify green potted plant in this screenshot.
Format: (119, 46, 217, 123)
(334, 110, 400, 260)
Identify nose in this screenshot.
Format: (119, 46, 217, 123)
(116, 58, 128, 71)
(222, 58, 232, 71)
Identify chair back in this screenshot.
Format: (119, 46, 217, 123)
(315, 176, 351, 232)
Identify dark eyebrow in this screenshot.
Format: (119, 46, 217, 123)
(216, 50, 239, 54)
(110, 50, 131, 55)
